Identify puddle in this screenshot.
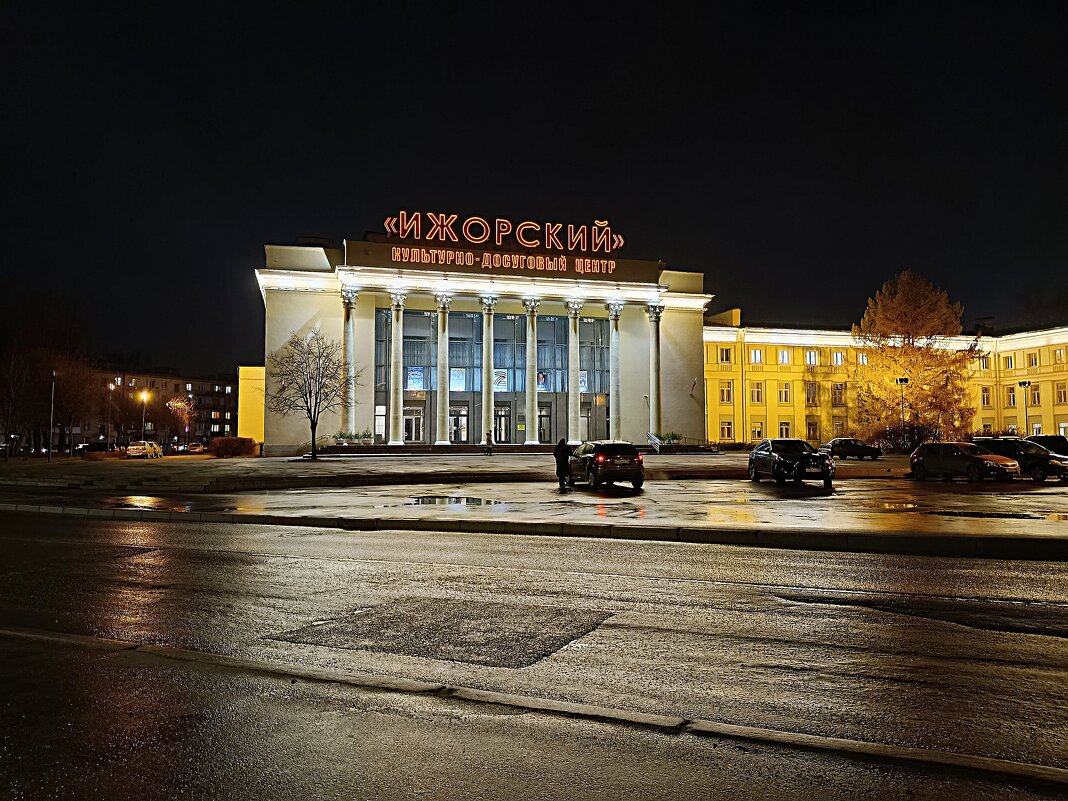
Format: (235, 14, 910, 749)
(882, 503, 918, 510)
(101, 496, 193, 513)
(404, 496, 503, 506)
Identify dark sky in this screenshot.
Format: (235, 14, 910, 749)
(4, 3, 1067, 373)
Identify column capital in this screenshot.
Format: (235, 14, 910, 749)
(605, 300, 626, 320)
(646, 303, 665, 321)
(480, 295, 497, 313)
(434, 293, 452, 311)
(390, 291, 407, 310)
(565, 299, 584, 317)
(341, 286, 359, 307)
(523, 297, 542, 315)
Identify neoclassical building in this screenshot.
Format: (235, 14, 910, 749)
(251, 224, 711, 455)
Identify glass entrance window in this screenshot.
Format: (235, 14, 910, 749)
(580, 404, 591, 441)
(449, 404, 469, 444)
(538, 405, 552, 443)
(403, 406, 424, 443)
(493, 405, 511, 444)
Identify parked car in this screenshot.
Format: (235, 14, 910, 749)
(974, 437, 1068, 483)
(76, 442, 108, 457)
(187, 443, 206, 454)
(748, 438, 835, 487)
(1027, 434, 1068, 457)
(126, 440, 162, 459)
(568, 441, 644, 489)
(819, 437, 882, 460)
(910, 442, 1019, 482)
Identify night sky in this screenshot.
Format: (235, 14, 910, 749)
(5, 4, 1067, 374)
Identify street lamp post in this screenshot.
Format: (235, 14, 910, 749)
(48, 370, 56, 463)
(140, 391, 148, 440)
(894, 377, 909, 431)
(1018, 380, 1031, 436)
(106, 383, 115, 452)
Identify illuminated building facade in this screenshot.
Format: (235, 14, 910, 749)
(703, 316, 1068, 443)
(253, 216, 712, 455)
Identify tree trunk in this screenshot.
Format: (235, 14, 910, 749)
(310, 419, 317, 460)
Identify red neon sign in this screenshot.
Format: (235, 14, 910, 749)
(382, 211, 625, 254)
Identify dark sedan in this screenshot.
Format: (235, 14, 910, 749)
(748, 438, 835, 487)
(1027, 434, 1068, 456)
(910, 442, 1019, 482)
(819, 437, 882, 460)
(568, 441, 644, 489)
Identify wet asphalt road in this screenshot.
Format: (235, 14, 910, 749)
(1, 513, 1067, 799)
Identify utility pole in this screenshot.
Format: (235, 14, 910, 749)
(140, 391, 148, 440)
(106, 383, 115, 452)
(1018, 380, 1031, 436)
(48, 370, 56, 463)
(894, 377, 909, 431)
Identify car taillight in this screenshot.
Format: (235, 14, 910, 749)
(596, 454, 605, 463)
(636, 453, 643, 463)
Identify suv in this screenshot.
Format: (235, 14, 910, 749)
(568, 441, 644, 489)
(1027, 435, 1068, 457)
(974, 437, 1068, 483)
(819, 437, 882, 460)
(910, 442, 1019, 482)
(749, 438, 835, 487)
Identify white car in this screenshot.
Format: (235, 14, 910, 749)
(127, 441, 162, 459)
(187, 443, 206, 454)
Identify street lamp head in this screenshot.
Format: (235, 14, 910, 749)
(895, 377, 909, 385)
(140, 391, 148, 402)
(1018, 380, 1032, 388)
(108, 383, 115, 391)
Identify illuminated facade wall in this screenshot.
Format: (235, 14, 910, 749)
(255, 241, 712, 455)
(702, 324, 1068, 443)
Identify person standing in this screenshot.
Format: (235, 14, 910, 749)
(553, 438, 572, 490)
(484, 431, 493, 456)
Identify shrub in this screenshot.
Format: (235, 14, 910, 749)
(868, 423, 942, 454)
(210, 437, 257, 458)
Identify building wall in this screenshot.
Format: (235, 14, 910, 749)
(237, 366, 265, 443)
(703, 326, 1068, 443)
(263, 287, 345, 456)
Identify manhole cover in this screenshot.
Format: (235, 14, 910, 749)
(272, 598, 611, 668)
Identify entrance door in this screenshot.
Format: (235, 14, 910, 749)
(449, 404, 469, 443)
(538, 405, 552, 443)
(403, 406, 424, 443)
(580, 404, 591, 441)
(493, 404, 511, 444)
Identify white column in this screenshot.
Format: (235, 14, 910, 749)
(387, 292, 406, 446)
(480, 296, 496, 445)
(565, 299, 583, 444)
(606, 301, 625, 439)
(523, 297, 541, 445)
(646, 303, 664, 438)
(341, 287, 358, 435)
(434, 293, 451, 445)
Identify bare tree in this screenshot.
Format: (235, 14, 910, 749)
(166, 395, 196, 446)
(264, 328, 356, 459)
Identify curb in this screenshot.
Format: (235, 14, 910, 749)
(2, 625, 1064, 788)
(1, 503, 1066, 561)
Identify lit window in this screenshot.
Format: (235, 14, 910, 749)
(719, 347, 732, 364)
(778, 349, 790, 365)
(1003, 355, 1014, 370)
(750, 382, 764, 404)
(858, 353, 868, 366)
(114, 376, 121, 386)
(778, 421, 791, 438)
(832, 351, 844, 366)
(750, 348, 763, 364)
(1028, 353, 1039, 368)
(1055, 349, 1065, 364)
(751, 421, 763, 440)
(224, 425, 231, 434)
(211, 424, 220, 433)
(129, 378, 136, 387)
(186, 383, 192, 391)
(1006, 386, 1016, 407)
(805, 350, 818, 366)
(804, 381, 818, 405)
(778, 382, 791, 404)
(831, 382, 845, 406)
(225, 412, 231, 420)
(1031, 385, 1040, 405)
(981, 386, 991, 407)
(719, 420, 734, 441)
(214, 385, 221, 392)
(226, 386, 232, 394)
(719, 380, 733, 404)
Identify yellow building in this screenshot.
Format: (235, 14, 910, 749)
(702, 316, 1068, 444)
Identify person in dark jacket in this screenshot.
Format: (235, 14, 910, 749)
(553, 438, 572, 490)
